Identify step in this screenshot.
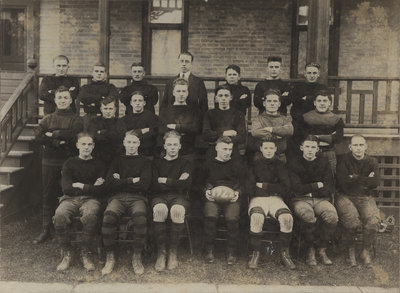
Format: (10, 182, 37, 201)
(20, 124, 38, 136)
(0, 167, 24, 185)
(13, 135, 35, 151)
(2, 151, 34, 167)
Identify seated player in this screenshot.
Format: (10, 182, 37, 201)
(336, 135, 380, 267)
(203, 136, 242, 265)
(159, 78, 201, 159)
(247, 138, 295, 270)
(119, 62, 159, 115)
(101, 131, 152, 275)
(223, 64, 251, 115)
(39, 55, 79, 114)
(253, 56, 290, 115)
(53, 133, 106, 272)
(203, 85, 246, 158)
(33, 86, 83, 244)
(87, 96, 126, 165)
(151, 131, 192, 271)
(288, 135, 338, 266)
(78, 63, 118, 128)
(251, 89, 293, 162)
(299, 90, 344, 173)
(122, 91, 159, 156)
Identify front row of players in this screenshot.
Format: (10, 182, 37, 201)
(53, 129, 380, 275)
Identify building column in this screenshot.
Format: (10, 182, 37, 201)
(98, 0, 110, 71)
(306, 0, 330, 83)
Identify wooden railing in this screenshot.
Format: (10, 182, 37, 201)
(0, 71, 38, 165)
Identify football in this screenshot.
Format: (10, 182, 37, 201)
(211, 186, 236, 202)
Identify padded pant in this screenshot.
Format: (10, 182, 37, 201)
(153, 203, 169, 222)
(170, 205, 185, 224)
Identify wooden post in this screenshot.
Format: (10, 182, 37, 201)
(306, 0, 330, 84)
(99, 0, 110, 71)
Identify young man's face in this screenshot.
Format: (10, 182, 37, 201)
(305, 66, 320, 83)
(314, 95, 331, 113)
(173, 84, 189, 105)
(131, 66, 145, 82)
(225, 69, 240, 85)
(100, 102, 116, 119)
(263, 94, 281, 114)
(164, 137, 181, 157)
(215, 142, 233, 162)
(92, 66, 107, 82)
(54, 91, 72, 110)
(54, 58, 69, 76)
(260, 142, 277, 159)
(124, 134, 140, 156)
(349, 136, 367, 160)
(215, 89, 232, 110)
(76, 136, 95, 158)
(130, 94, 146, 113)
(267, 61, 281, 79)
(300, 140, 319, 161)
(178, 54, 192, 73)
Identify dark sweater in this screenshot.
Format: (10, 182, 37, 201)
(202, 108, 246, 148)
(78, 80, 118, 115)
(151, 156, 192, 196)
(222, 82, 251, 115)
(288, 156, 334, 198)
(87, 117, 126, 164)
(159, 105, 201, 155)
(106, 155, 152, 195)
(35, 109, 83, 166)
(289, 82, 327, 121)
(118, 80, 159, 114)
(39, 75, 80, 114)
(253, 79, 291, 115)
(336, 152, 380, 197)
(61, 157, 107, 197)
(249, 157, 291, 200)
(122, 110, 158, 156)
(203, 158, 242, 194)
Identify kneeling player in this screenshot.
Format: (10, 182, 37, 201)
(151, 130, 192, 271)
(54, 133, 106, 272)
(248, 138, 295, 269)
(101, 131, 151, 275)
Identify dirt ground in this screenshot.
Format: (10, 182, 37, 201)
(0, 212, 399, 288)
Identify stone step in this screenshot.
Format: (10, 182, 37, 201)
(20, 124, 38, 136)
(2, 151, 34, 167)
(0, 167, 24, 185)
(13, 135, 35, 151)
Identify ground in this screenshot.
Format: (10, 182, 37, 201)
(0, 212, 399, 288)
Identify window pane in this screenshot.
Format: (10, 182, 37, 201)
(1, 8, 25, 57)
(150, 0, 183, 23)
(151, 30, 181, 75)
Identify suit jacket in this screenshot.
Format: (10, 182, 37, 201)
(160, 73, 208, 116)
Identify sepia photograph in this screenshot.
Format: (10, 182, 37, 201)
(0, 0, 399, 292)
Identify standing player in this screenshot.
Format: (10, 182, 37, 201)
(39, 55, 79, 114)
(223, 64, 251, 115)
(336, 135, 380, 267)
(101, 131, 151, 275)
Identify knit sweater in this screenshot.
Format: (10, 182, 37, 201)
(253, 79, 291, 115)
(288, 156, 334, 198)
(336, 152, 380, 197)
(151, 156, 192, 196)
(222, 82, 251, 115)
(251, 112, 293, 154)
(35, 109, 83, 166)
(106, 155, 152, 195)
(118, 80, 159, 114)
(203, 158, 242, 194)
(78, 80, 118, 115)
(39, 75, 80, 114)
(61, 157, 107, 197)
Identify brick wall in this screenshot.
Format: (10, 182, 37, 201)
(188, 0, 293, 79)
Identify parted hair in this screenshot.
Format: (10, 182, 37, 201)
(77, 132, 94, 142)
(179, 51, 194, 61)
(130, 90, 145, 99)
(216, 136, 233, 145)
(163, 130, 182, 142)
(214, 84, 232, 96)
(173, 78, 189, 89)
(130, 62, 144, 68)
(267, 56, 282, 63)
(301, 135, 319, 145)
(53, 55, 69, 64)
(100, 96, 117, 106)
(262, 88, 282, 101)
(125, 130, 140, 139)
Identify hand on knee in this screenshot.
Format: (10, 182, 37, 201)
(250, 213, 264, 233)
(153, 204, 168, 222)
(170, 205, 185, 224)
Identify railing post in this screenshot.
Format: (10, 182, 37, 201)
(345, 80, 352, 123)
(27, 58, 38, 123)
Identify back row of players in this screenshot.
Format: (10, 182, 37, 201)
(34, 52, 381, 275)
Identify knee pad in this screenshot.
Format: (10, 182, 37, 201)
(53, 214, 70, 229)
(249, 206, 264, 216)
(250, 213, 265, 233)
(322, 211, 339, 225)
(153, 204, 168, 222)
(277, 213, 293, 233)
(81, 213, 99, 228)
(170, 204, 185, 224)
(103, 211, 118, 225)
(298, 211, 317, 224)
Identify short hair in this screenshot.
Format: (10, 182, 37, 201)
(55, 85, 71, 95)
(53, 55, 69, 64)
(130, 90, 145, 99)
(260, 137, 277, 145)
(178, 51, 194, 62)
(77, 132, 94, 142)
(163, 130, 181, 142)
(301, 135, 319, 145)
(225, 64, 241, 75)
(267, 56, 282, 63)
(305, 62, 321, 70)
(216, 136, 233, 145)
(173, 78, 189, 89)
(214, 84, 232, 96)
(350, 134, 367, 144)
(130, 62, 145, 69)
(125, 130, 140, 139)
(314, 90, 332, 102)
(100, 96, 116, 106)
(93, 62, 106, 70)
(263, 89, 282, 101)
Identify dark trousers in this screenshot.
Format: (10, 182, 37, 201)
(41, 165, 63, 230)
